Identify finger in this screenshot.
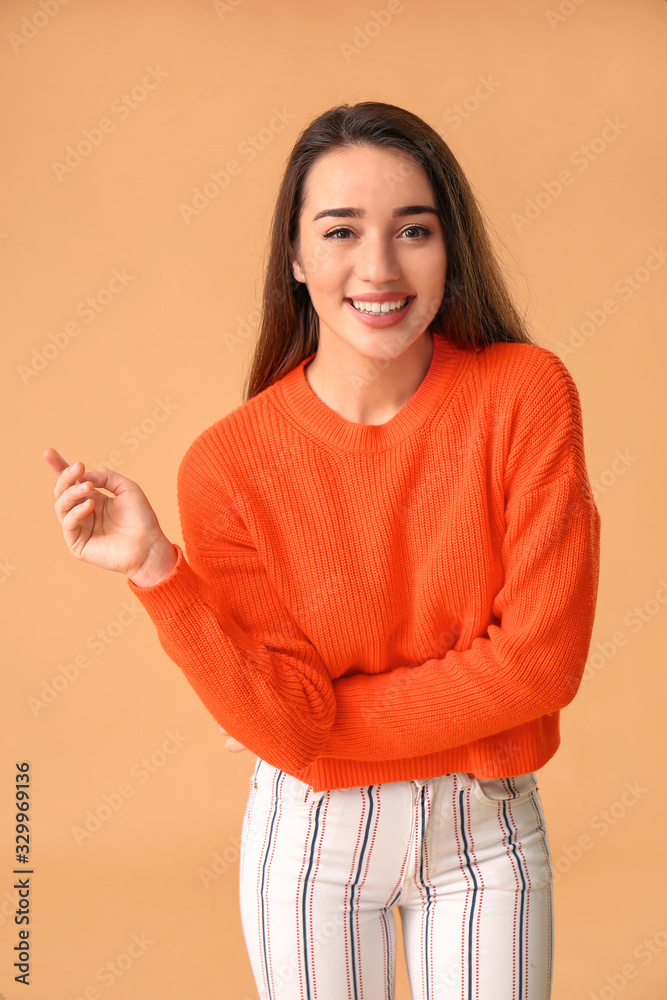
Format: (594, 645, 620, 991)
(64, 496, 93, 522)
(55, 480, 95, 523)
(218, 726, 246, 751)
(52, 463, 123, 504)
(43, 447, 69, 475)
(44, 448, 83, 491)
(78, 466, 133, 499)
(55, 474, 114, 521)
(226, 736, 249, 751)
(60, 499, 94, 551)
(53, 459, 85, 499)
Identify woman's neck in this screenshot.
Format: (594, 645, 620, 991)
(303, 330, 435, 427)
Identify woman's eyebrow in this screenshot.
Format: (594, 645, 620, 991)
(311, 205, 439, 223)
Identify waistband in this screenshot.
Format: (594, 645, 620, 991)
(411, 771, 473, 790)
(254, 758, 474, 793)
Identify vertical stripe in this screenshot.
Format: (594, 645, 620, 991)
(300, 795, 326, 999)
(383, 868, 405, 1000)
(409, 784, 428, 1000)
(463, 783, 486, 1000)
(306, 791, 331, 999)
(499, 798, 528, 999)
(530, 790, 554, 998)
(359, 786, 383, 997)
(348, 786, 376, 998)
(512, 799, 534, 998)
(416, 782, 437, 1000)
(257, 767, 285, 1000)
(451, 775, 474, 998)
(457, 785, 481, 1000)
(379, 906, 392, 1000)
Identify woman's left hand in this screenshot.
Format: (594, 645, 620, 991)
(217, 725, 249, 752)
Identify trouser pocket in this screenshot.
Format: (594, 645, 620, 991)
(471, 771, 539, 808)
(253, 757, 328, 808)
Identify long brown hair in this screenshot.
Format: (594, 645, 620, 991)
(243, 101, 535, 402)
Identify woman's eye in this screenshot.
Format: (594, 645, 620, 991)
(401, 225, 432, 239)
(322, 225, 432, 240)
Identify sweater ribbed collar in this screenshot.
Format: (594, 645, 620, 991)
(274, 333, 466, 453)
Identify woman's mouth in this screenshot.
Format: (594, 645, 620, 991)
(344, 296, 415, 327)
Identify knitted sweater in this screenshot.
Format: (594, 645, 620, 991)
(127, 333, 601, 793)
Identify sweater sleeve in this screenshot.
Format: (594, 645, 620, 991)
(126, 431, 336, 773)
(316, 351, 602, 761)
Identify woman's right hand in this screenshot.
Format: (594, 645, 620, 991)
(217, 726, 250, 753)
(44, 446, 177, 585)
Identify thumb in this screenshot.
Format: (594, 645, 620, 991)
(217, 725, 247, 752)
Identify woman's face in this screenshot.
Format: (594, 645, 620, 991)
(292, 145, 447, 361)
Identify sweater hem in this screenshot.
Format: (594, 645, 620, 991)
(289, 716, 561, 792)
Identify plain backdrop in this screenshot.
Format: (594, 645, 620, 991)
(2, 1, 666, 997)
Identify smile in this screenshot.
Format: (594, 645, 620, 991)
(344, 295, 415, 327)
(350, 297, 409, 314)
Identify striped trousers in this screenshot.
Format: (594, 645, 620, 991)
(238, 757, 554, 1000)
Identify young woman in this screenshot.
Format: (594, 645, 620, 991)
(45, 102, 601, 999)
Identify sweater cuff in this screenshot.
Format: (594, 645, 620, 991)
(126, 543, 204, 621)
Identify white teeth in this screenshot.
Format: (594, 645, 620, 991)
(351, 297, 408, 314)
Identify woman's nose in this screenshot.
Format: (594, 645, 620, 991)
(354, 237, 402, 284)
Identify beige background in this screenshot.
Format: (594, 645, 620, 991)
(2, 0, 666, 996)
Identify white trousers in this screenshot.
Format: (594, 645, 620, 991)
(239, 757, 554, 1000)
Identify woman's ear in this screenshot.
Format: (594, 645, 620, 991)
(292, 259, 305, 283)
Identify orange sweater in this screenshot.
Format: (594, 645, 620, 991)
(127, 333, 601, 792)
